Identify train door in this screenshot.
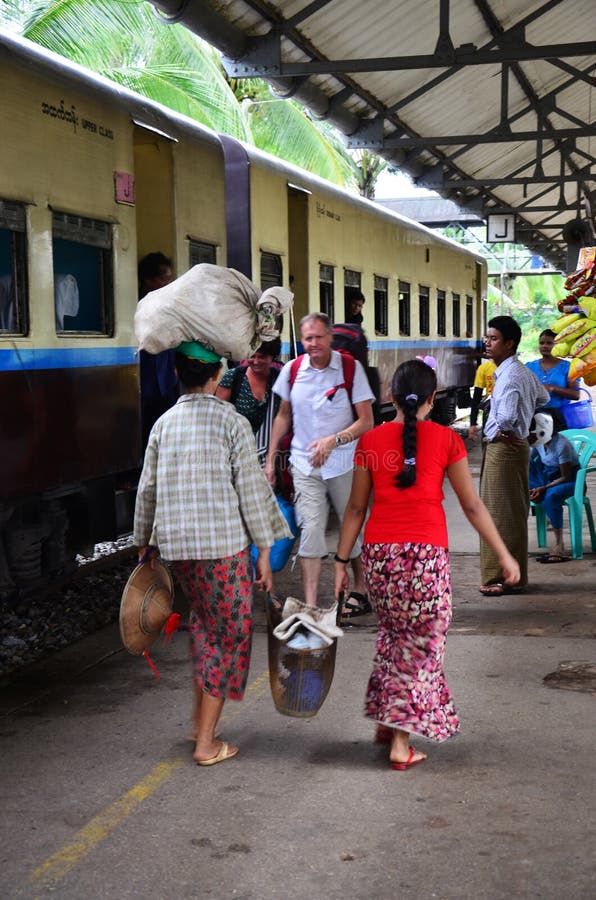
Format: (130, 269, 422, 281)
(287, 186, 309, 325)
(476, 261, 486, 338)
(133, 126, 176, 270)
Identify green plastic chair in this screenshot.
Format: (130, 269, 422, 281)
(532, 428, 596, 559)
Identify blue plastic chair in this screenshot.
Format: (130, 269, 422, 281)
(532, 428, 596, 559)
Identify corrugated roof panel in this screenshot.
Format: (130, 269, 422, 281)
(152, 0, 596, 267)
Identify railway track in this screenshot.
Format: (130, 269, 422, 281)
(0, 537, 137, 679)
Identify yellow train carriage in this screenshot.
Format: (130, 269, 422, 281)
(239, 142, 486, 416)
(0, 33, 225, 586)
(0, 30, 485, 592)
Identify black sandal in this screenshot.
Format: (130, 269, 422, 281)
(339, 591, 373, 623)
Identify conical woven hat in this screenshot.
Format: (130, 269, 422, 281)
(119, 561, 174, 655)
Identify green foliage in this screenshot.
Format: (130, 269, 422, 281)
(488, 273, 566, 362)
(0, 0, 360, 187)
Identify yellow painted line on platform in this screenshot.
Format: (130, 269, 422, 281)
(29, 758, 184, 890)
(28, 667, 270, 892)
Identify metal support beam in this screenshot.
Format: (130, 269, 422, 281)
(429, 175, 593, 188)
(349, 126, 596, 150)
(223, 40, 596, 78)
(435, 0, 455, 55)
(486, 205, 577, 214)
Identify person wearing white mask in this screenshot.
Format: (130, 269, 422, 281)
(528, 410, 580, 563)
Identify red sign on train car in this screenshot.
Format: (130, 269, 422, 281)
(114, 171, 135, 205)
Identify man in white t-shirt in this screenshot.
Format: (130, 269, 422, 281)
(265, 313, 374, 613)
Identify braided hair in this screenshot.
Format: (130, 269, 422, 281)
(391, 359, 437, 488)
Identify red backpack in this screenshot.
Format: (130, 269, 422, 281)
(275, 350, 357, 500)
(288, 350, 356, 411)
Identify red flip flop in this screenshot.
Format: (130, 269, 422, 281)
(390, 747, 426, 771)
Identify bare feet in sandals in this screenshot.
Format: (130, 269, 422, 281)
(194, 739, 238, 766)
(389, 728, 427, 770)
(390, 746, 427, 770)
(339, 591, 374, 625)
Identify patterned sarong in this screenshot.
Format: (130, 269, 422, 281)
(171, 549, 253, 700)
(362, 542, 460, 744)
(479, 441, 530, 587)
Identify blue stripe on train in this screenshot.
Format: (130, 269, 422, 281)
(0, 346, 138, 371)
(281, 339, 480, 355)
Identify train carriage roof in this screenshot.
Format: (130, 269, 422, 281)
(0, 29, 486, 266)
(145, 0, 596, 271)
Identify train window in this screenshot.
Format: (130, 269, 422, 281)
(189, 240, 217, 267)
(437, 290, 446, 337)
(452, 293, 461, 337)
(319, 264, 334, 321)
(0, 200, 28, 335)
(344, 269, 361, 320)
(52, 212, 113, 335)
(419, 285, 430, 336)
(261, 252, 283, 290)
(465, 295, 474, 336)
(398, 281, 410, 336)
(374, 275, 388, 336)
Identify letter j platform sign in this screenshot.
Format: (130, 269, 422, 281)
(487, 214, 515, 243)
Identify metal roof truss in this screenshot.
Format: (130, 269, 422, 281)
(148, 0, 596, 270)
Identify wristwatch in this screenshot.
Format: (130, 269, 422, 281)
(334, 433, 343, 447)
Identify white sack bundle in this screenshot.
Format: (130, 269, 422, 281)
(134, 264, 293, 360)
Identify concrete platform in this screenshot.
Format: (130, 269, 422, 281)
(1, 431, 595, 899)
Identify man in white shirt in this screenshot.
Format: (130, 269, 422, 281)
(265, 313, 374, 612)
(480, 315, 549, 595)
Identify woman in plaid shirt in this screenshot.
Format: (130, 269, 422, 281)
(134, 341, 291, 767)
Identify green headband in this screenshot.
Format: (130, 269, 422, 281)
(176, 341, 221, 363)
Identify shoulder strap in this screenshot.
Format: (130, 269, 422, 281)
(289, 351, 355, 405)
(289, 354, 305, 390)
(340, 351, 355, 402)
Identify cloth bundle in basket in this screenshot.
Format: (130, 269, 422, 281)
(273, 597, 343, 646)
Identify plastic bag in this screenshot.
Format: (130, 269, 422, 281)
(252, 494, 298, 573)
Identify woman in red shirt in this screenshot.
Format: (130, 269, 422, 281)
(335, 360, 519, 770)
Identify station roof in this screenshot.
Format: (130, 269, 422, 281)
(147, 1, 595, 271)
(378, 197, 485, 227)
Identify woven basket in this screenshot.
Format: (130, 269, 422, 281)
(265, 595, 337, 718)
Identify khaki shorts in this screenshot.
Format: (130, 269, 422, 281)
(291, 465, 363, 559)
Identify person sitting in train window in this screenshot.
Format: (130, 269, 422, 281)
(137, 252, 177, 450)
(54, 273, 80, 330)
(0, 274, 14, 331)
(346, 289, 365, 325)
